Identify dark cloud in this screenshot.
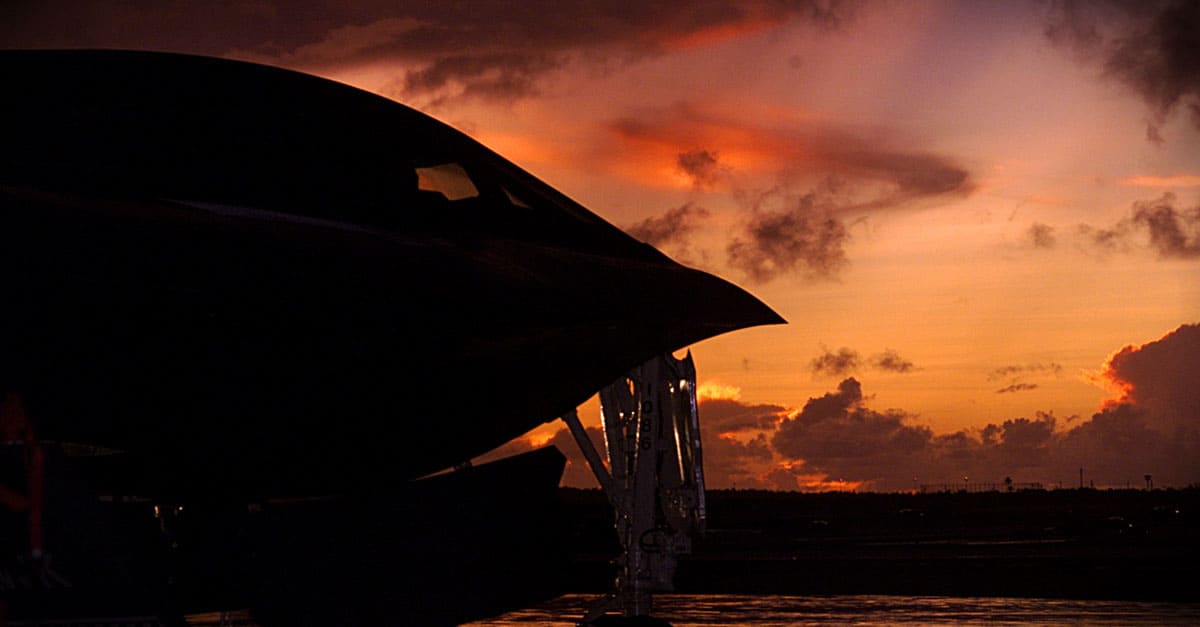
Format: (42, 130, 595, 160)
(607, 106, 972, 283)
(1131, 193, 1200, 258)
(768, 327, 1200, 488)
(769, 138, 974, 212)
(809, 347, 914, 376)
(677, 149, 724, 189)
(981, 414, 1056, 449)
(988, 363, 1064, 381)
(976, 413, 1059, 475)
(492, 326, 1200, 490)
(1104, 1, 1200, 134)
(399, 51, 559, 103)
(1002, 415, 1057, 449)
(832, 147, 973, 206)
(870, 349, 915, 373)
(701, 398, 788, 433)
(1057, 403, 1176, 484)
(996, 382, 1039, 394)
(1079, 193, 1200, 258)
(809, 347, 860, 377)
(0, 1, 852, 105)
(1102, 323, 1200, 432)
(611, 104, 974, 210)
(759, 380, 1036, 486)
(697, 395, 789, 489)
(727, 189, 850, 282)
(720, 142, 968, 285)
(1046, 0, 1200, 137)
(1078, 221, 1134, 254)
(703, 432, 777, 489)
(624, 203, 710, 249)
(1028, 223, 1057, 249)
(989, 326, 1198, 486)
(772, 378, 935, 483)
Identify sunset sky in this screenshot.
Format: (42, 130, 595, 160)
(6, 0, 1198, 490)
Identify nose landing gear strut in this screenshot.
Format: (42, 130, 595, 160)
(562, 352, 706, 626)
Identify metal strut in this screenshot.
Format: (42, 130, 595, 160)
(562, 352, 706, 625)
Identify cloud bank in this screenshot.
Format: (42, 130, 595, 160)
(501, 324, 1198, 491)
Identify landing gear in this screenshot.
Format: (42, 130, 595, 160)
(563, 352, 706, 626)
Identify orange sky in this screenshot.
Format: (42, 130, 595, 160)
(6, 0, 1197, 489)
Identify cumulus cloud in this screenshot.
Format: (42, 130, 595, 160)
(0, 1, 852, 105)
(1058, 326, 1200, 484)
(1100, 323, 1200, 431)
(727, 189, 850, 282)
(976, 413, 1059, 475)
(772, 378, 935, 483)
(981, 414, 1056, 448)
(770, 326, 1200, 488)
(1066, 419, 1174, 491)
(1046, 0, 1200, 137)
(761, 380, 1051, 488)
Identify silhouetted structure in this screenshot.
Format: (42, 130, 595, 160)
(920, 482, 1044, 493)
(0, 50, 782, 625)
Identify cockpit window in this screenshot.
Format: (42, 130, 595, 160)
(415, 163, 479, 201)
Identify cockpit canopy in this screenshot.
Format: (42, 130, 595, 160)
(0, 50, 655, 256)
